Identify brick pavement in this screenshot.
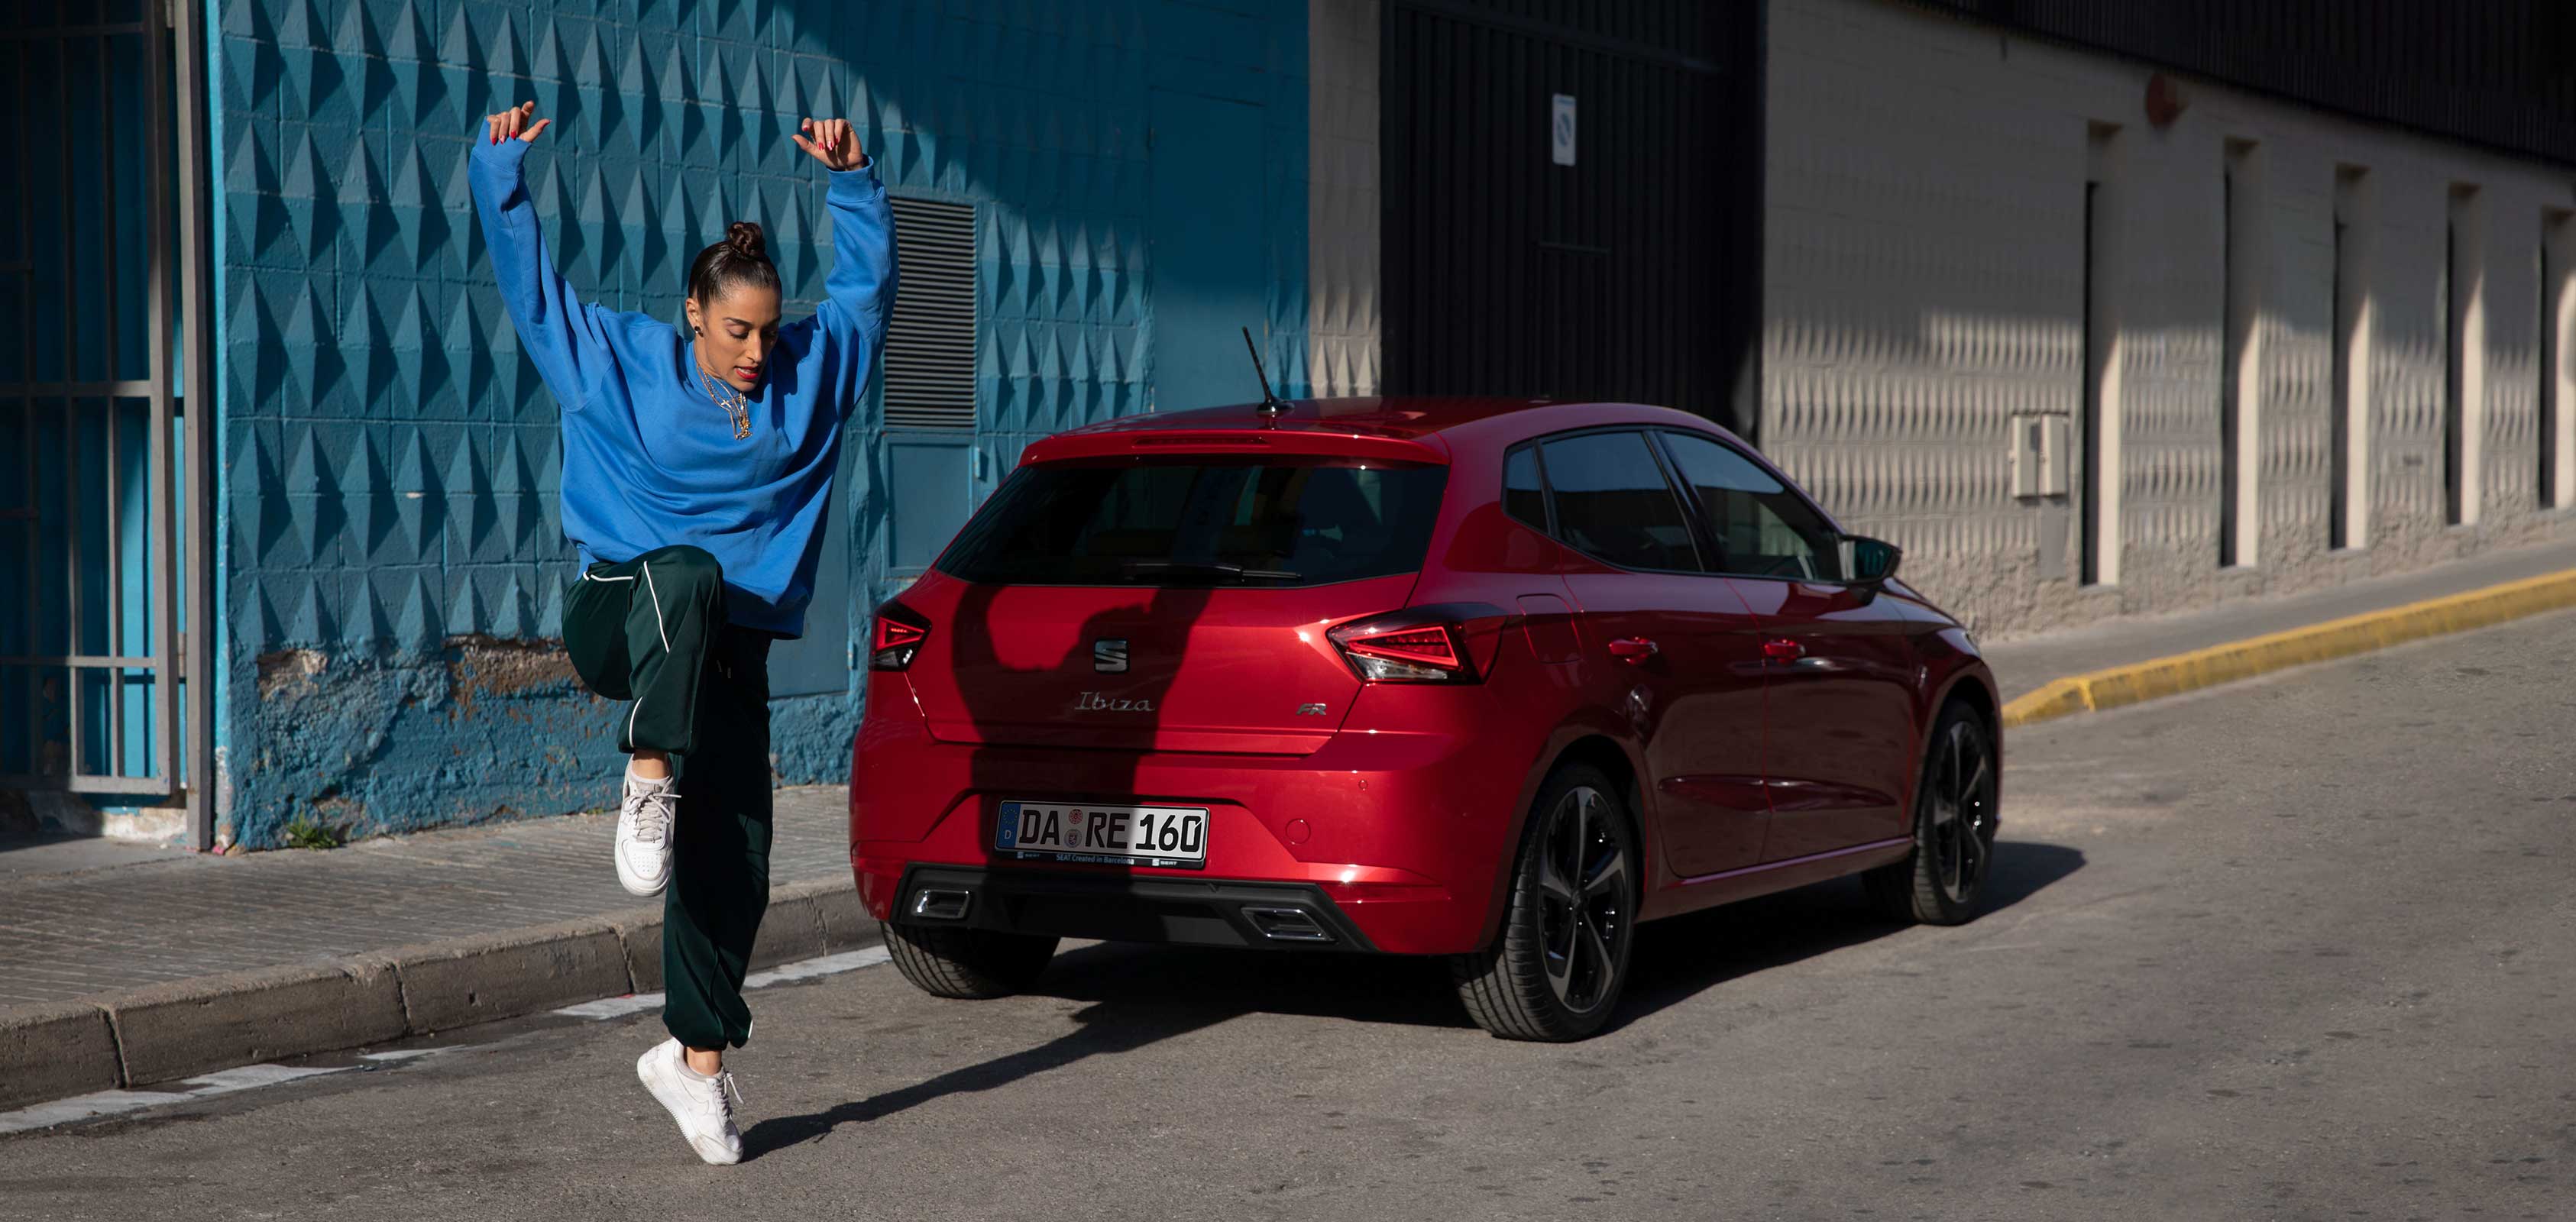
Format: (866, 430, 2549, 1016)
(0, 787, 850, 1007)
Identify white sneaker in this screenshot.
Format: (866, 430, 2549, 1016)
(636, 1038, 745, 1165)
(614, 770, 678, 897)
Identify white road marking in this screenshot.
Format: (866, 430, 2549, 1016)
(0, 1064, 367, 1133)
(0, 1091, 197, 1136)
(554, 992, 667, 1020)
(0, 946, 892, 1137)
(0, 1068, 352, 1136)
(549, 946, 890, 1020)
(743, 946, 891, 988)
(179, 1065, 351, 1097)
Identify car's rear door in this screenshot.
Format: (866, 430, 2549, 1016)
(1655, 430, 1923, 862)
(1534, 429, 1774, 879)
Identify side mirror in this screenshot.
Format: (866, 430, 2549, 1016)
(1844, 535, 1901, 585)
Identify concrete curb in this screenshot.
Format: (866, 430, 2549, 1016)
(2002, 567, 2576, 729)
(750, 878, 837, 969)
(387, 918, 633, 1034)
(105, 958, 408, 1088)
(607, 903, 667, 994)
(0, 877, 878, 1110)
(0, 1002, 122, 1110)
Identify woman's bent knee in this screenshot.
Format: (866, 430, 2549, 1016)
(641, 545, 723, 590)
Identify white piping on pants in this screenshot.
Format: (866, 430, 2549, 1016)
(639, 561, 673, 654)
(592, 565, 658, 751)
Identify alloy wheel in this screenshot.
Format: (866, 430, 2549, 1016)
(1533, 785, 1632, 1013)
(1927, 719, 1997, 905)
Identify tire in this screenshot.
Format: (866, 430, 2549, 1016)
(1450, 763, 1639, 1042)
(882, 920, 1060, 999)
(1863, 703, 2000, 926)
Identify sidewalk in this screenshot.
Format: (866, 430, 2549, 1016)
(0, 787, 868, 1109)
(1977, 538, 2576, 702)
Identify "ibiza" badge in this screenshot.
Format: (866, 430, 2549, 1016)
(1073, 691, 1156, 714)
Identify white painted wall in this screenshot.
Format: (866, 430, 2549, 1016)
(1765, 0, 2576, 638)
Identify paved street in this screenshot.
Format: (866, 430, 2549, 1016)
(5, 614, 2571, 1221)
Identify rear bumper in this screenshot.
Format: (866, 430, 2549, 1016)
(850, 674, 1552, 955)
(891, 865, 1380, 952)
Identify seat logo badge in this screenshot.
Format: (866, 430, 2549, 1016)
(1074, 691, 1155, 714)
(1296, 703, 1329, 716)
(1094, 639, 1128, 674)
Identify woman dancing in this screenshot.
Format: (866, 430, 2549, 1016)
(470, 100, 894, 1165)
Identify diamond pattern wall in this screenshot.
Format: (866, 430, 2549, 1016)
(215, 0, 1313, 845)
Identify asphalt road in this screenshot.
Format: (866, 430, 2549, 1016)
(6, 614, 2572, 1221)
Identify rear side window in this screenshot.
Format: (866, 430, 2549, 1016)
(937, 458, 1450, 587)
(1538, 432, 1702, 572)
(1503, 447, 1548, 531)
(1660, 432, 1845, 580)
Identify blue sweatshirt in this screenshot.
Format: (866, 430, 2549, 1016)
(467, 138, 895, 638)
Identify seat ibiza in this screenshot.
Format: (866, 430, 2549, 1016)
(849, 398, 2000, 1040)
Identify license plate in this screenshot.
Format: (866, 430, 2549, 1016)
(995, 801, 1209, 869)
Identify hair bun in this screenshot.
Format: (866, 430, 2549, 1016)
(725, 221, 766, 260)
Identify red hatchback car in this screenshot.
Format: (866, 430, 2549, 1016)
(849, 398, 2000, 1040)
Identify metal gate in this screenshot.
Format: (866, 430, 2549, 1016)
(1380, 0, 1763, 438)
(2, 1, 218, 847)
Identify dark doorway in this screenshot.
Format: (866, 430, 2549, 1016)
(1380, 1, 1761, 438)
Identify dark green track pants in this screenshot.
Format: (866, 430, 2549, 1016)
(564, 545, 773, 1051)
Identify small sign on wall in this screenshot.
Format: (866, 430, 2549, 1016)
(2010, 414, 2070, 498)
(1551, 94, 1577, 166)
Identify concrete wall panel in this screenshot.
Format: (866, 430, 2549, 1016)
(1764, 0, 2576, 638)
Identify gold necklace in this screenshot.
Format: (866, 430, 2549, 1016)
(697, 367, 752, 440)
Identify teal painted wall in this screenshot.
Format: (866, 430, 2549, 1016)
(209, 0, 1312, 847)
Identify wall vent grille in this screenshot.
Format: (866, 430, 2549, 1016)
(882, 196, 978, 430)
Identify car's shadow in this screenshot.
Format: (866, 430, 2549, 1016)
(739, 942, 1463, 1156)
(1613, 840, 2085, 1032)
(744, 841, 2083, 1157)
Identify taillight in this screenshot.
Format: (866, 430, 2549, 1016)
(869, 602, 930, 671)
(1328, 603, 1510, 684)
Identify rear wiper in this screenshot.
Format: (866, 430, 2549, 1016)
(1120, 561, 1302, 583)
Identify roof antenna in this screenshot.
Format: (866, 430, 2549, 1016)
(1242, 326, 1286, 416)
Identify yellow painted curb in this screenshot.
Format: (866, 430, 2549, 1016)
(1999, 567, 2576, 729)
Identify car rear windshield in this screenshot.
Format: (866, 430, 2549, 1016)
(937, 457, 1450, 587)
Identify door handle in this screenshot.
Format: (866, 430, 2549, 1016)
(1762, 638, 1806, 662)
(1607, 638, 1659, 664)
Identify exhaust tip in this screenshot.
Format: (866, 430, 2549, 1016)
(1243, 906, 1333, 943)
(912, 887, 972, 921)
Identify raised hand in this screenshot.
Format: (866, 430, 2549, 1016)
(791, 118, 866, 172)
(484, 101, 552, 144)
